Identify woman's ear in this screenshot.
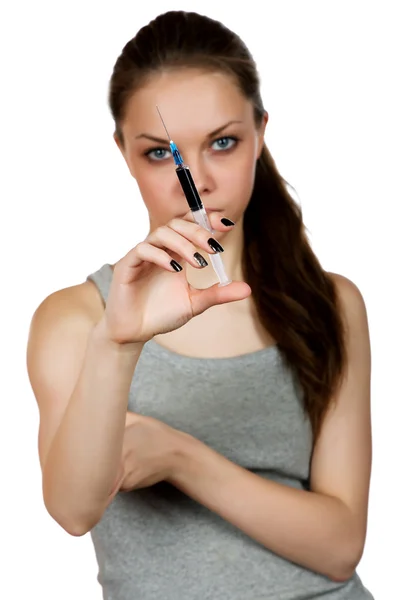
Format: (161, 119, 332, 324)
(113, 132, 128, 161)
(114, 132, 122, 150)
(256, 111, 269, 158)
(113, 133, 137, 180)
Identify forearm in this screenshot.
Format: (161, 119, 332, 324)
(170, 437, 359, 582)
(43, 318, 144, 534)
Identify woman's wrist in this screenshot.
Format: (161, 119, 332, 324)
(92, 317, 146, 355)
(167, 429, 199, 483)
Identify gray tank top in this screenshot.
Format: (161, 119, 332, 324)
(86, 263, 374, 600)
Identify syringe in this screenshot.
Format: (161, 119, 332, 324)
(156, 106, 232, 287)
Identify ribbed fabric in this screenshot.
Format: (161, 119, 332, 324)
(86, 263, 374, 600)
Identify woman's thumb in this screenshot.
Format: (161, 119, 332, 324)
(190, 281, 252, 317)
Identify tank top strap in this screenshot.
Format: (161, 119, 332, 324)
(86, 263, 113, 305)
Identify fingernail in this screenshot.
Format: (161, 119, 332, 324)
(221, 218, 235, 227)
(208, 238, 224, 253)
(193, 252, 208, 268)
(170, 259, 183, 272)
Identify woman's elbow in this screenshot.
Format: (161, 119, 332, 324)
(329, 540, 364, 583)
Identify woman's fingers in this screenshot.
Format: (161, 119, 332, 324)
(114, 209, 235, 284)
(180, 209, 236, 233)
(149, 210, 234, 258)
(146, 226, 211, 269)
(114, 242, 184, 284)
(190, 280, 252, 317)
(205, 212, 236, 232)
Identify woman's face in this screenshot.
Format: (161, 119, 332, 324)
(116, 68, 268, 230)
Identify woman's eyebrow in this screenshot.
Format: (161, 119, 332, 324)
(135, 120, 243, 143)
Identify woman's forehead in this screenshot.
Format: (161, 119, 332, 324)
(122, 69, 252, 141)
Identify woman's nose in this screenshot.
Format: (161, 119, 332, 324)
(181, 156, 215, 197)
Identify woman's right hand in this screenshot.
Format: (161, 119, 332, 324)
(100, 210, 252, 345)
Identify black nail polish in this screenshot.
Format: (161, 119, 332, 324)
(193, 252, 208, 268)
(221, 218, 235, 227)
(170, 259, 183, 272)
(208, 238, 224, 253)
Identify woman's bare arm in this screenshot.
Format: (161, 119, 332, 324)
(27, 283, 144, 535)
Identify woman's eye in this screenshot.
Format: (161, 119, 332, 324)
(211, 136, 238, 151)
(145, 147, 171, 161)
(145, 137, 238, 161)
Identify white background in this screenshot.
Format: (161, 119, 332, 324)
(1, 1, 398, 598)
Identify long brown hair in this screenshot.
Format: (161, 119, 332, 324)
(108, 11, 346, 445)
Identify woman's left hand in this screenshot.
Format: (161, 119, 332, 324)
(118, 412, 189, 492)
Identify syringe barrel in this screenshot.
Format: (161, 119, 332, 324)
(190, 207, 232, 287)
(175, 164, 232, 287)
(176, 165, 203, 212)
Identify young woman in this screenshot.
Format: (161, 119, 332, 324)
(27, 10, 374, 600)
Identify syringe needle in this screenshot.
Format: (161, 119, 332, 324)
(156, 105, 171, 140)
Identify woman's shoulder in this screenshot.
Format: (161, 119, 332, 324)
(31, 279, 105, 333)
(327, 271, 365, 300)
(326, 271, 368, 324)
